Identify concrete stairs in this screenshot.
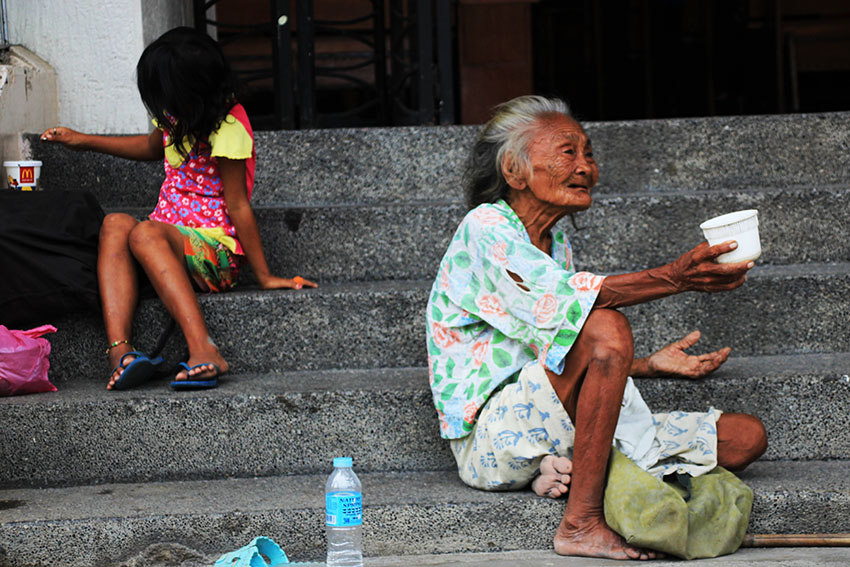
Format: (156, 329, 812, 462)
(1, 112, 850, 566)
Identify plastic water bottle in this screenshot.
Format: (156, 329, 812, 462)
(325, 456, 363, 567)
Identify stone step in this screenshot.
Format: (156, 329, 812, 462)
(10, 546, 844, 567)
(11, 108, 849, 567)
(3, 353, 848, 488)
(14, 547, 848, 567)
(1, 462, 847, 566)
(27, 111, 850, 207)
(109, 185, 850, 283)
(371, 549, 850, 567)
(42, 263, 850, 383)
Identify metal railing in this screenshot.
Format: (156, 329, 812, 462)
(194, 0, 455, 130)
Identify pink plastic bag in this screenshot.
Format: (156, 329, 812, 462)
(0, 324, 58, 396)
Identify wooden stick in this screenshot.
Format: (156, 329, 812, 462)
(743, 534, 850, 547)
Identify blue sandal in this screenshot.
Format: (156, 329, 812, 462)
(111, 351, 165, 390)
(215, 536, 289, 567)
(170, 361, 221, 390)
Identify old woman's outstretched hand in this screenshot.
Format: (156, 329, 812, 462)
(639, 330, 731, 379)
(596, 239, 754, 309)
(668, 240, 753, 293)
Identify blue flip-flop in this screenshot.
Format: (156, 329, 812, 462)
(111, 351, 165, 390)
(170, 361, 220, 390)
(215, 536, 289, 567)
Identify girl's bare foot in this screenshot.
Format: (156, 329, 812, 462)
(173, 349, 229, 381)
(532, 455, 573, 498)
(106, 343, 135, 390)
(554, 516, 659, 560)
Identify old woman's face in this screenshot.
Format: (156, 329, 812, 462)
(518, 114, 598, 213)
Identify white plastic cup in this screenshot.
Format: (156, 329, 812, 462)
(3, 160, 42, 191)
(700, 209, 761, 264)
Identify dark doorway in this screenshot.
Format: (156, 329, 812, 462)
(531, 0, 850, 121)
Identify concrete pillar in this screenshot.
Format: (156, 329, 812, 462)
(0, 46, 57, 167)
(4, 0, 191, 135)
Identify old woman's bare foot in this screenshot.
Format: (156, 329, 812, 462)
(554, 516, 659, 560)
(532, 455, 573, 498)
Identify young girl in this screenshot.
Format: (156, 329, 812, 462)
(41, 27, 317, 390)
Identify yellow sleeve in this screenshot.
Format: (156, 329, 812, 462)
(208, 113, 254, 160)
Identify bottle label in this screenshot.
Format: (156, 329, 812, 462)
(325, 491, 362, 527)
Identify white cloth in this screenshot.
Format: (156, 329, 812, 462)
(615, 377, 722, 478)
(450, 362, 721, 491)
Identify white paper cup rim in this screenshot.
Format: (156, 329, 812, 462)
(3, 160, 43, 167)
(700, 209, 758, 230)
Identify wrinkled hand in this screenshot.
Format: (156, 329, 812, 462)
(40, 126, 87, 149)
(668, 241, 753, 293)
(647, 330, 730, 379)
(258, 274, 318, 290)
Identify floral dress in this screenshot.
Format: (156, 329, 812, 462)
(426, 199, 605, 439)
(148, 103, 255, 256)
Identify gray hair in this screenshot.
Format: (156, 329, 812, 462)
(464, 95, 572, 209)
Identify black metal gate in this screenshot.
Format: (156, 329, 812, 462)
(193, 0, 455, 130)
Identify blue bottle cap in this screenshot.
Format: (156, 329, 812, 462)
(333, 457, 353, 468)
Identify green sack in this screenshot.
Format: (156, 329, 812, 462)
(603, 448, 753, 559)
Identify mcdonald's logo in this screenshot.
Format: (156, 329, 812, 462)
(19, 166, 35, 184)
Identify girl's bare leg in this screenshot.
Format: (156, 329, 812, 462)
(99, 213, 141, 389)
(127, 220, 228, 381)
(546, 308, 657, 560)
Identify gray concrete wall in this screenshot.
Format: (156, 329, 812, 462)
(4, 0, 191, 135)
(0, 46, 57, 167)
(141, 0, 193, 47)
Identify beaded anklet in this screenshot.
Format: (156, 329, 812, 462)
(105, 339, 133, 355)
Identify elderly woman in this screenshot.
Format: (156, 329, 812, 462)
(425, 96, 767, 560)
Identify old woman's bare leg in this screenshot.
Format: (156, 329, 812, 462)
(546, 308, 657, 560)
(717, 413, 768, 471)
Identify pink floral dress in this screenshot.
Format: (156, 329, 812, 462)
(148, 103, 255, 256)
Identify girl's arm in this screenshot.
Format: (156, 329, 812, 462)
(219, 157, 317, 290)
(40, 127, 163, 161)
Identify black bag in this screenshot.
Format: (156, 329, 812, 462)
(0, 190, 105, 328)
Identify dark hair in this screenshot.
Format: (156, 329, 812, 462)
(136, 27, 239, 161)
(464, 96, 572, 209)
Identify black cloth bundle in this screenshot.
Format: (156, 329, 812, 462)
(0, 190, 104, 328)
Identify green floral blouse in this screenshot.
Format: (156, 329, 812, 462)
(426, 199, 605, 439)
